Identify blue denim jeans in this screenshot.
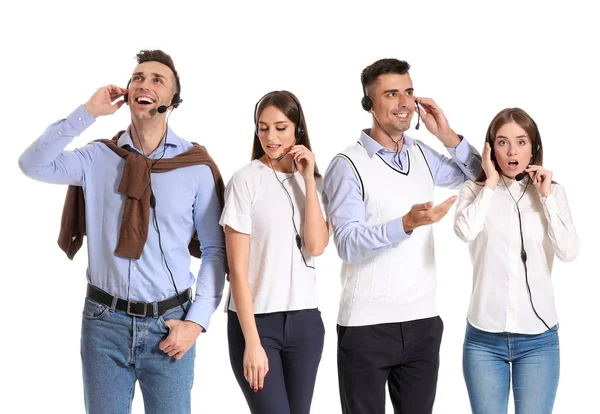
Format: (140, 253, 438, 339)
(463, 322, 559, 414)
(80, 298, 195, 414)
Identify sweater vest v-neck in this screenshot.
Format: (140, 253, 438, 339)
(337, 141, 438, 326)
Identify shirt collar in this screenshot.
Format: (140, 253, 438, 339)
(118, 126, 181, 152)
(359, 129, 415, 158)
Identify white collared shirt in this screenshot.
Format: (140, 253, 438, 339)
(454, 178, 579, 334)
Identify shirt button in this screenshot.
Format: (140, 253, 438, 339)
(83, 121, 86, 125)
(58, 131, 62, 135)
(77, 117, 82, 121)
(132, 266, 137, 271)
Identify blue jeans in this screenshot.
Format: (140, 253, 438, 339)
(463, 322, 559, 414)
(81, 298, 195, 414)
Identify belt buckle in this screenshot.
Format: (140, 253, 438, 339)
(127, 300, 147, 317)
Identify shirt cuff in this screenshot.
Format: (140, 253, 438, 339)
(185, 301, 214, 332)
(64, 105, 96, 135)
(445, 135, 470, 164)
(386, 216, 412, 244)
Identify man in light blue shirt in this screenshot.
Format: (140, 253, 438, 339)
(324, 59, 482, 413)
(19, 50, 226, 413)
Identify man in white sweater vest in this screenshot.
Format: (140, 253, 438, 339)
(323, 59, 482, 413)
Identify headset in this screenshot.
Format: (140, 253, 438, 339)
(254, 91, 314, 270)
(124, 73, 182, 113)
(486, 119, 541, 163)
(254, 91, 305, 143)
(489, 118, 556, 332)
(361, 80, 421, 130)
(360, 83, 374, 112)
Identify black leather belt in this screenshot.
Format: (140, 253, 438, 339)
(86, 284, 192, 317)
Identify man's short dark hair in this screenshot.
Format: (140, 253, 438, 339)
(361, 59, 411, 92)
(136, 49, 180, 95)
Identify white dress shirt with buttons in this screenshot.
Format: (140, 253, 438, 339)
(454, 178, 579, 334)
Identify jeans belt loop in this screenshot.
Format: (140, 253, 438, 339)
(110, 295, 118, 312)
(152, 301, 159, 319)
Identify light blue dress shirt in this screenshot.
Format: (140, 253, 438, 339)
(19, 106, 226, 329)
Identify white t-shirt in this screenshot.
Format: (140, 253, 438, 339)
(220, 159, 328, 314)
(454, 179, 580, 334)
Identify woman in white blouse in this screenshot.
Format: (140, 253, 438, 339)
(220, 91, 329, 414)
(454, 108, 579, 414)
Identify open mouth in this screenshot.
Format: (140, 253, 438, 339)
(393, 112, 409, 120)
(508, 160, 519, 169)
(266, 144, 281, 152)
(135, 96, 155, 107)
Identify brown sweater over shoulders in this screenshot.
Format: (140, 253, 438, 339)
(57, 131, 225, 260)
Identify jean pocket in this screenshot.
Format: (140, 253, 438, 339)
(158, 304, 188, 330)
(82, 298, 109, 321)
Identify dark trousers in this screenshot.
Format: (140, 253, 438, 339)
(337, 316, 444, 414)
(228, 309, 325, 414)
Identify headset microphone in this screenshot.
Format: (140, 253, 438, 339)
(515, 171, 527, 181)
(415, 101, 421, 130)
(157, 104, 170, 114)
(157, 98, 182, 114)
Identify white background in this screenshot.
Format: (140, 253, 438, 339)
(2, 1, 598, 412)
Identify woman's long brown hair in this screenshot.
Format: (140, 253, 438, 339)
(251, 90, 321, 177)
(475, 107, 544, 183)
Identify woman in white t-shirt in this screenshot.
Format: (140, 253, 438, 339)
(454, 108, 579, 414)
(220, 91, 329, 414)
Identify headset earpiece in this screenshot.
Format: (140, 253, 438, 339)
(295, 123, 305, 140)
(171, 92, 181, 108)
(124, 79, 131, 104)
(253, 91, 305, 141)
(531, 118, 541, 160)
(293, 98, 306, 140)
(124, 75, 182, 109)
(361, 95, 373, 111)
(361, 81, 373, 111)
(485, 125, 496, 160)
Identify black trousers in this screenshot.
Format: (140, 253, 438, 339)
(337, 316, 444, 414)
(228, 309, 325, 414)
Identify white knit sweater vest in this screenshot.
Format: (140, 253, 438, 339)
(337, 141, 438, 326)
